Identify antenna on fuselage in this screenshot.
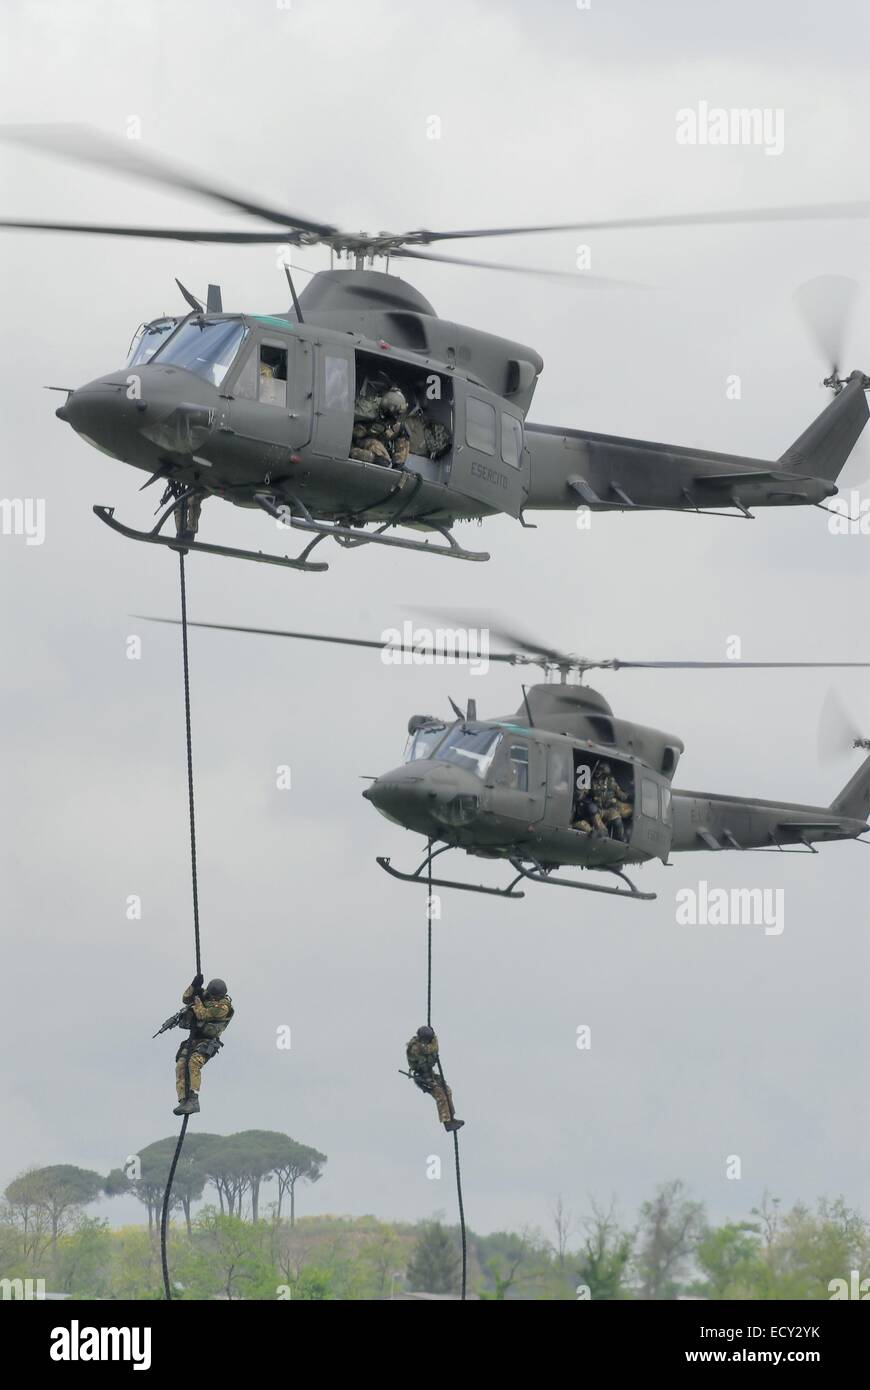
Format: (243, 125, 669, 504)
(174, 278, 204, 314)
(284, 264, 304, 323)
(521, 685, 536, 728)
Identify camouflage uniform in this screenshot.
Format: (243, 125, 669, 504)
(175, 985, 234, 1101)
(406, 1031, 455, 1126)
(173, 493, 202, 542)
(590, 766, 632, 840)
(406, 412, 452, 460)
(350, 384, 413, 468)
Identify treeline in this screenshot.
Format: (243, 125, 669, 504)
(1, 1169, 867, 1299)
(3, 1130, 326, 1246)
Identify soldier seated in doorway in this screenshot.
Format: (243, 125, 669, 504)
(590, 761, 633, 842)
(350, 379, 411, 468)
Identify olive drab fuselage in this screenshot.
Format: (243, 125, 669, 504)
(57, 268, 868, 548)
(363, 680, 870, 877)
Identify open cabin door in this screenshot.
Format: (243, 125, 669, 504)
(449, 383, 529, 518)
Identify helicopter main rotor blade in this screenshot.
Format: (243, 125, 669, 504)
(137, 616, 518, 662)
(139, 617, 870, 677)
(391, 246, 642, 288)
(414, 607, 580, 668)
(599, 659, 870, 671)
(0, 123, 337, 237)
(794, 274, 860, 371)
(403, 202, 870, 245)
(0, 219, 294, 243)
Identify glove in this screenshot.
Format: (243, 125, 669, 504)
(190, 973, 204, 995)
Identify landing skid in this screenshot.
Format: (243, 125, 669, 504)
(93, 504, 328, 572)
(376, 856, 525, 898)
(376, 848, 656, 901)
(509, 859, 656, 901)
(93, 488, 490, 570)
(254, 493, 490, 563)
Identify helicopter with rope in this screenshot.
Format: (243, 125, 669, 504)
(4, 125, 870, 571)
(143, 612, 870, 902)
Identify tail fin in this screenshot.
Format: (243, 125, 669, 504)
(779, 372, 869, 481)
(830, 751, 870, 822)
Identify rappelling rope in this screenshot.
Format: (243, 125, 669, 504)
(179, 548, 202, 976)
(425, 840, 467, 1301)
(160, 545, 202, 1301)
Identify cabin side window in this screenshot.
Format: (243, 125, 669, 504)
(501, 413, 523, 469)
(508, 743, 529, 791)
(466, 397, 496, 455)
(259, 343, 288, 406)
(641, 778, 659, 818)
(324, 354, 352, 411)
(660, 786, 672, 824)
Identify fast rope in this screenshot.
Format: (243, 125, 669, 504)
(426, 840, 467, 1301)
(160, 546, 202, 1301)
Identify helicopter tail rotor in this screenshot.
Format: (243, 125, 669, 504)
(794, 274, 860, 395)
(817, 686, 870, 762)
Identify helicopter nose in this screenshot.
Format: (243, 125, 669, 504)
(56, 367, 218, 461)
(362, 763, 481, 832)
(56, 377, 137, 458)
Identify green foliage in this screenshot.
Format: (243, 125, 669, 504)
(406, 1220, 461, 1294)
(4, 1164, 104, 1247)
(635, 1179, 706, 1300)
(287, 1265, 333, 1300)
(53, 1218, 114, 1297)
(694, 1222, 765, 1299)
(1, 1147, 867, 1302)
(575, 1202, 634, 1301)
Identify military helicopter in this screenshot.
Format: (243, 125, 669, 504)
(144, 613, 870, 902)
(5, 124, 870, 572)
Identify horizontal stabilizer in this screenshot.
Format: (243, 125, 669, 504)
(777, 818, 843, 831)
(696, 469, 779, 485)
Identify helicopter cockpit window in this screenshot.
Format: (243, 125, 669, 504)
(126, 317, 179, 368)
(465, 397, 496, 455)
(153, 318, 247, 386)
(433, 726, 502, 779)
(501, 414, 523, 469)
(403, 724, 447, 763)
(259, 343, 288, 406)
(660, 786, 672, 824)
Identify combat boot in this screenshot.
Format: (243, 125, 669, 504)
(173, 1093, 200, 1116)
(443, 1118, 465, 1133)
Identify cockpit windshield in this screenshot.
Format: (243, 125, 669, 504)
(403, 723, 447, 763)
(432, 726, 501, 779)
(126, 317, 179, 368)
(152, 317, 247, 386)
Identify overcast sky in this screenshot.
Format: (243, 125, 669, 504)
(1, 0, 868, 1241)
